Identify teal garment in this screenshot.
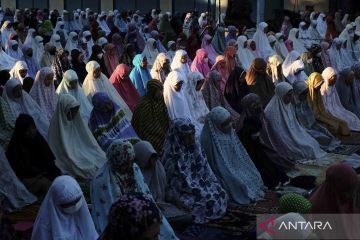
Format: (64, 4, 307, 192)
(90, 162, 178, 239)
(200, 106, 265, 205)
(211, 27, 226, 54)
(129, 54, 152, 97)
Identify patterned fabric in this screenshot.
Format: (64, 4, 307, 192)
(106, 140, 136, 170)
(161, 119, 228, 224)
(279, 193, 312, 214)
(0, 97, 15, 148)
(52, 48, 71, 85)
(89, 92, 138, 151)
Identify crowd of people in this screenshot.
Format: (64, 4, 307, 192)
(0, 5, 360, 240)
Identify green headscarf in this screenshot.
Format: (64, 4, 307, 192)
(38, 20, 53, 34)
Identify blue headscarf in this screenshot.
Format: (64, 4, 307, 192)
(129, 54, 152, 97)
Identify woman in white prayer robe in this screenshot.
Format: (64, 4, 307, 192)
(288, 28, 308, 54)
(252, 22, 275, 60)
(236, 35, 254, 70)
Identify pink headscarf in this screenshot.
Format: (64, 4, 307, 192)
(109, 64, 141, 112)
(210, 55, 230, 92)
(201, 34, 218, 66)
(191, 48, 210, 77)
(284, 39, 293, 52)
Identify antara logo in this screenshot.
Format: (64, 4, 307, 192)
(279, 221, 333, 231)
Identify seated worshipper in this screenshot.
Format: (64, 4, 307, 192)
(185, 26, 201, 60)
(185, 72, 209, 132)
(252, 22, 275, 60)
(293, 80, 340, 147)
(163, 71, 192, 121)
(336, 68, 360, 118)
(56, 70, 93, 122)
(89, 92, 138, 151)
(48, 94, 107, 180)
(170, 50, 191, 83)
(288, 28, 307, 54)
(274, 33, 289, 60)
(238, 116, 288, 189)
(2, 79, 49, 139)
(245, 58, 275, 107)
(52, 49, 71, 86)
(53, 21, 68, 47)
(65, 32, 78, 53)
(284, 60, 309, 84)
(224, 46, 238, 73)
(0, 97, 15, 148)
(49, 34, 63, 50)
(21, 44, 40, 79)
(120, 44, 136, 68)
(82, 60, 132, 120)
(132, 80, 170, 153)
(267, 54, 284, 84)
(103, 43, 119, 75)
(202, 70, 241, 130)
(201, 34, 218, 65)
(191, 48, 210, 78)
(282, 50, 301, 80)
(211, 55, 230, 92)
(134, 141, 167, 202)
(236, 35, 254, 70)
(224, 67, 250, 113)
(129, 54, 152, 97)
(247, 39, 261, 59)
(328, 38, 348, 72)
(142, 38, 159, 71)
(261, 82, 326, 163)
(100, 193, 163, 240)
(212, 27, 226, 54)
(321, 67, 360, 131)
(70, 49, 87, 85)
(29, 67, 58, 122)
(32, 176, 98, 240)
(6, 40, 23, 60)
(150, 53, 171, 83)
(307, 72, 350, 136)
(9, 60, 28, 83)
(90, 140, 178, 239)
(300, 48, 316, 76)
(201, 106, 265, 204)
(0, 146, 37, 211)
(89, 45, 109, 77)
(166, 41, 176, 63)
(109, 64, 140, 112)
(6, 114, 61, 195)
(161, 119, 228, 223)
(40, 43, 56, 68)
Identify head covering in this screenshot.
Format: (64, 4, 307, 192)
(320, 41, 332, 68)
(200, 106, 264, 204)
(236, 35, 254, 70)
(328, 38, 346, 72)
(129, 54, 152, 97)
(52, 48, 71, 85)
(191, 48, 210, 77)
(103, 43, 119, 75)
(111, 33, 125, 58)
(252, 22, 275, 59)
(201, 34, 218, 65)
(6, 40, 23, 60)
(170, 50, 191, 82)
(2, 79, 49, 139)
(54, 21, 68, 41)
(282, 50, 301, 79)
(56, 70, 93, 122)
(48, 94, 107, 179)
(286, 60, 308, 84)
(82, 61, 132, 120)
(212, 27, 226, 54)
(274, 33, 289, 59)
(317, 13, 327, 38)
(65, 32, 78, 53)
(9, 60, 28, 83)
(288, 28, 307, 54)
(279, 193, 312, 214)
(142, 38, 159, 70)
(24, 29, 37, 54)
(1, 21, 13, 49)
(267, 55, 283, 84)
(161, 118, 228, 223)
(131, 80, 170, 153)
(211, 55, 230, 91)
(21, 44, 41, 79)
(134, 141, 166, 201)
(224, 67, 249, 113)
(31, 176, 98, 240)
(240, 93, 263, 119)
(89, 92, 138, 151)
(224, 46, 237, 74)
(49, 34, 62, 50)
(150, 53, 169, 83)
(29, 67, 58, 121)
(97, 14, 111, 35)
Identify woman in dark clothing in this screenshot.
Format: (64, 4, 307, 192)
(52, 48, 71, 87)
(89, 44, 109, 77)
(6, 114, 61, 195)
(71, 49, 87, 85)
(224, 67, 250, 113)
(186, 25, 201, 60)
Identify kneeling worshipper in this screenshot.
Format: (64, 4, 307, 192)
(109, 64, 140, 112)
(336, 68, 360, 118)
(82, 61, 132, 120)
(293, 80, 340, 147)
(129, 54, 152, 97)
(134, 141, 167, 202)
(170, 50, 191, 84)
(9, 60, 28, 83)
(29, 67, 58, 122)
(224, 67, 249, 113)
(89, 92, 138, 151)
(252, 22, 275, 60)
(190, 48, 210, 78)
(142, 38, 159, 70)
(282, 50, 301, 80)
(100, 193, 163, 240)
(131, 80, 170, 153)
(150, 53, 171, 83)
(307, 72, 350, 136)
(161, 119, 228, 223)
(321, 67, 360, 131)
(236, 35, 255, 71)
(201, 106, 265, 205)
(48, 94, 107, 180)
(56, 69, 93, 122)
(245, 58, 275, 107)
(0, 97, 15, 148)
(21, 44, 40, 79)
(202, 70, 241, 130)
(90, 140, 178, 239)
(0, 146, 37, 211)
(32, 176, 98, 240)
(238, 116, 289, 189)
(6, 114, 61, 195)
(163, 71, 192, 121)
(185, 72, 209, 132)
(2, 79, 49, 139)
(261, 82, 326, 163)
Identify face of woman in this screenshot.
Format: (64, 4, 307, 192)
(346, 71, 355, 85)
(44, 73, 54, 87)
(328, 74, 337, 86)
(220, 117, 232, 134)
(67, 80, 78, 89)
(12, 85, 22, 98)
(141, 57, 148, 69)
(59, 196, 82, 215)
(61, 53, 69, 63)
(19, 69, 27, 78)
(196, 79, 205, 91)
(101, 101, 113, 112)
(174, 81, 183, 92)
(180, 55, 188, 64)
(66, 106, 80, 121)
(282, 90, 293, 104)
(250, 41, 256, 51)
(93, 67, 102, 78)
(24, 124, 37, 139)
(295, 31, 299, 39)
(181, 132, 195, 147)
